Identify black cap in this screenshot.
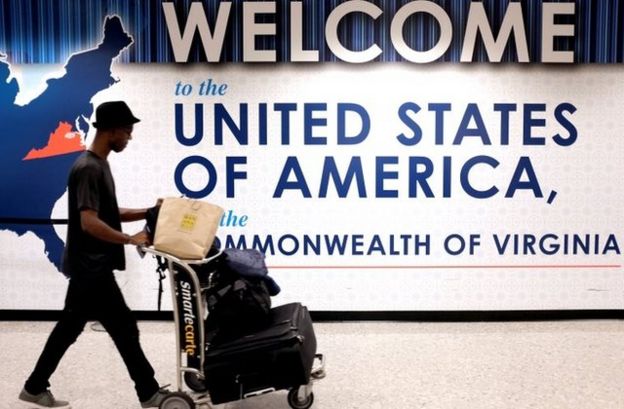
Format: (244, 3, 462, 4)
(92, 101, 140, 129)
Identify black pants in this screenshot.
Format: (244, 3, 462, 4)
(24, 274, 160, 402)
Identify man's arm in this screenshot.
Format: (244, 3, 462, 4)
(119, 199, 163, 222)
(81, 209, 148, 245)
(119, 207, 148, 222)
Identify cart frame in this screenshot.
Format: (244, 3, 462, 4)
(140, 246, 325, 409)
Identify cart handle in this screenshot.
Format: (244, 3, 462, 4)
(138, 245, 223, 265)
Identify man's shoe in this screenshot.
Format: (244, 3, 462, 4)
(140, 387, 170, 408)
(18, 388, 71, 408)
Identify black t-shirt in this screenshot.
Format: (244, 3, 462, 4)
(62, 151, 125, 277)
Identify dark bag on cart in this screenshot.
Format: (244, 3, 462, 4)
(204, 302, 317, 405)
(222, 248, 281, 296)
(145, 205, 160, 242)
(204, 267, 272, 337)
(203, 248, 281, 338)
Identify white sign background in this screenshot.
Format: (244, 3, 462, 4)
(1, 63, 622, 311)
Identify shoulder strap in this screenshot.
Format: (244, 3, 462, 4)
(155, 255, 168, 311)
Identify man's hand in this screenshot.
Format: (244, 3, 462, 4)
(127, 230, 150, 246)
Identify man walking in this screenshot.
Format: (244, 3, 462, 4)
(19, 101, 167, 408)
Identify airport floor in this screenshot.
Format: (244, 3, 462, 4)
(1, 319, 622, 409)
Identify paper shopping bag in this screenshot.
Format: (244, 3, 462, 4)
(153, 197, 223, 259)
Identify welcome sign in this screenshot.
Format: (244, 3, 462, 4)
(162, 1, 575, 63)
(0, 0, 622, 312)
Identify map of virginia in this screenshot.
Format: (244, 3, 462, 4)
(0, 16, 132, 271)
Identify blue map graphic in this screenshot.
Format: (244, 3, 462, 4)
(0, 16, 132, 271)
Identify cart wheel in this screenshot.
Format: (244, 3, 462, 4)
(159, 391, 195, 409)
(184, 372, 208, 392)
(287, 388, 314, 409)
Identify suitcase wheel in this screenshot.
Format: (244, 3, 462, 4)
(184, 372, 208, 392)
(287, 388, 314, 409)
(159, 391, 195, 409)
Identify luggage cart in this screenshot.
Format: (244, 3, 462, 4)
(140, 247, 326, 409)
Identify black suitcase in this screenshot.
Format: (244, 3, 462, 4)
(204, 302, 317, 404)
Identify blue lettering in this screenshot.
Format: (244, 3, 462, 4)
(175, 103, 203, 146)
(553, 102, 577, 147)
(367, 235, 386, 255)
(523, 103, 546, 145)
(461, 156, 499, 198)
(493, 103, 517, 145)
(215, 103, 248, 145)
(278, 235, 299, 256)
(304, 103, 327, 145)
(274, 103, 297, 145)
(325, 235, 348, 255)
(258, 103, 267, 145)
(319, 157, 367, 197)
(443, 156, 452, 198)
(273, 156, 312, 197)
(454, 103, 491, 145)
(352, 234, 364, 255)
(225, 156, 247, 198)
(429, 103, 451, 145)
(337, 103, 370, 145)
(174, 156, 217, 199)
(396, 102, 422, 146)
(505, 156, 543, 198)
(408, 157, 434, 198)
(376, 157, 399, 198)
